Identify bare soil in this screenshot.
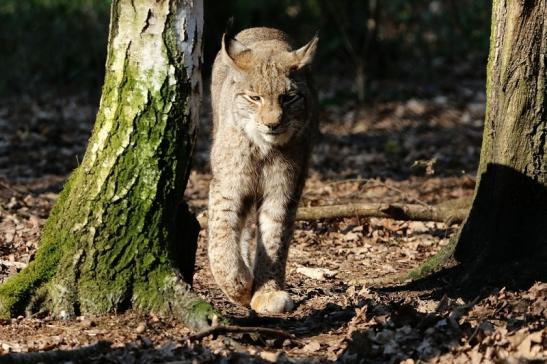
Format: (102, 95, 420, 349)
(0, 83, 545, 363)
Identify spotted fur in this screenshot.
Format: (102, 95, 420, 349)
(207, 27, 318, 313)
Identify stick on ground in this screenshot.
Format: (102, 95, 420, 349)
(189, 325, 294, 341)
(197, 203, 468, 229)
(0, 341, 112, 364)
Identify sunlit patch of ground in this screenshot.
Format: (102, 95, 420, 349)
(0, 88, 545, 363)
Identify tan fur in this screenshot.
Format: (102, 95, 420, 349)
(207, 27, 318, 313)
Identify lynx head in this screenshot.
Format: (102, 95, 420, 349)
(220, 33, 318, 146)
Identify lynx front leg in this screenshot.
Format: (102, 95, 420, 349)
(251, 173, 299, 314)
(240, 212, 256, 270)
(207, 179, 254, 306)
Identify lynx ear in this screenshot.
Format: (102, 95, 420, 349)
(290, 34, 319, 70)
(221, 33, 252, 71)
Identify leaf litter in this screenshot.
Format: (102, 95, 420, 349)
(0, 85, 545, 363)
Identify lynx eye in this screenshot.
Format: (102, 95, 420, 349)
(280, 93, 301, 105)
(246, 95, 262, 102)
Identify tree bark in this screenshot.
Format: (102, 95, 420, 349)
(0, 0, 215, 329)
(454, 0, 547, 278)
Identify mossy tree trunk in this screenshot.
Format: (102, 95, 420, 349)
(0, 0, 216, 329)
(454, 0, 547, 279)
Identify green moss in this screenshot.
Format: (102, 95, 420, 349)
(407, 233, 458, 281)
(475, 0, 498, 180)
(190, 299, 225, 327)
(143, 252, 156, 269)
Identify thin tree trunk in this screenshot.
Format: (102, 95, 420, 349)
(454, 0, 547, 277)
(0, 0, 215, 329)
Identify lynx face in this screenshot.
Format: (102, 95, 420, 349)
(221, 34, 318, 147)
(233, 71, 308, 145)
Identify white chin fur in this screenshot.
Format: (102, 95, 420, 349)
(243, 124, 294, 151)
(261, 131, 293, 145)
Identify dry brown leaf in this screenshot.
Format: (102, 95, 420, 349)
(302, 340, 321, 353)
(259, 351, 280, 362)
(516, 330, 545, 359)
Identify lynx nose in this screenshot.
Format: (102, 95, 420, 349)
(266, 122, 282, 131)
(262, 109, 283, 130)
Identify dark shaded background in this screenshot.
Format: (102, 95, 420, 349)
(0, 0, 491, 102)
(0, 0, 491, 182)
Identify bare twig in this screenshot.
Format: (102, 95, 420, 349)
(0, 259, 28, 269)
(188, 325, 294, 341)
(197, 202, 468, 230)
(362, 179, 431, 208)
(326, 178, 368, 186)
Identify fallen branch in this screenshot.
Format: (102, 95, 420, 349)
(0, 341, 111, 364)
(188, 325, 294, 341)
(296, 203, 467, 223)
(197, 203, 468, 229)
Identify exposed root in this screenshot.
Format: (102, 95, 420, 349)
(357, 233, 459, 288)
(1, 267, 220, 331)
(149, 274, 222, 331)
(24, 285, 51, 318)
(356, 272, 409, 288)
(0, 261, 56, 319)
(406, 233, 458, 281)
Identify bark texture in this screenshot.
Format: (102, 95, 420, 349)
(455, 0, 547, 276)
(0, 0, 214, 329)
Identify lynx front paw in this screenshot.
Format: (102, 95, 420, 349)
(224, 275, 253, 306)
(250, 290, 294, 314)
(212, 267, 253, 306)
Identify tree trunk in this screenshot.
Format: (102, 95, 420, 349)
(454, 0, 547, 279)
(0, 0, 215, 329)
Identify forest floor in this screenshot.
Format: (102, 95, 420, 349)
(0, 80, 545, 363)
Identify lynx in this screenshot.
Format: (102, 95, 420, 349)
(207, 27, 319, 314)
